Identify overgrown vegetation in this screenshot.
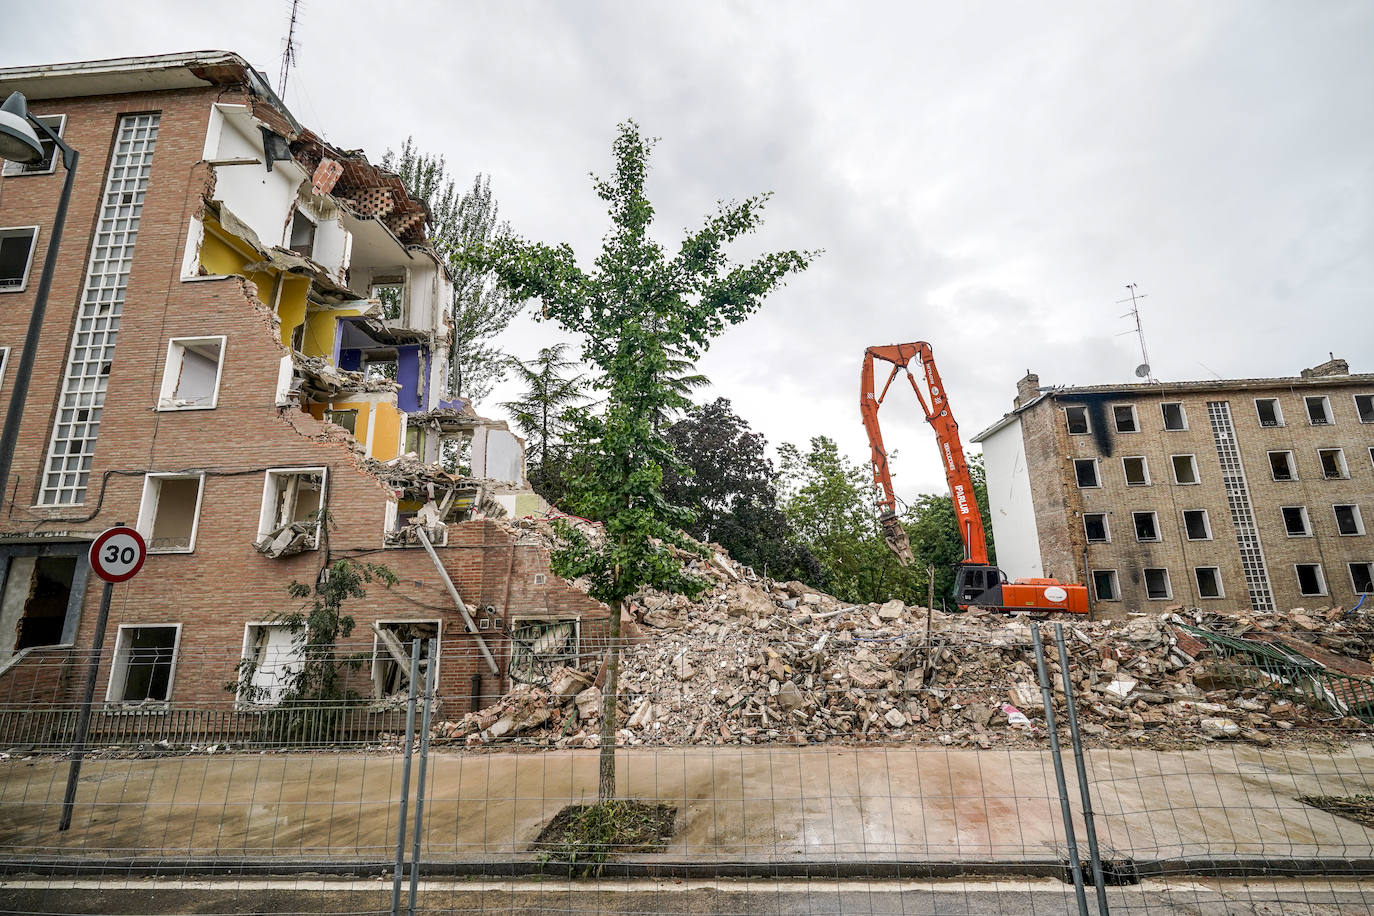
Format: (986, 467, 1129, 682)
(1299, 794, 1374, 830)
(531, 801, 676, 875)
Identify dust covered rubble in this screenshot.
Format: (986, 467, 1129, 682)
(432, 535, 1374, 751)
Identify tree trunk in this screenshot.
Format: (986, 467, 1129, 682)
(597, 596, 622, 802)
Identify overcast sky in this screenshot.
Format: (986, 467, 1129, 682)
(10, 1, 1373, 500)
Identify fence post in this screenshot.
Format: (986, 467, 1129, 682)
(391, 639, 421, 916)
(408, 637, 438, 916)
(1032, 622, 1089, 916)
(1056, 623, 1110, 915)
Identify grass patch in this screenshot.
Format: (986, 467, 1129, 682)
(1299, 794, 1374, 830)
(532, 801, 676, 875)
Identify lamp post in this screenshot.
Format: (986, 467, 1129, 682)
(0, 91, 78, 513)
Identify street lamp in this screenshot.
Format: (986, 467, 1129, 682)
(0, 91, 78, 513)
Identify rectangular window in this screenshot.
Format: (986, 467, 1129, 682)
(371, 279, 405, 322)
(508, 618, 580, 686)
(371, 620, 440, 697)
(0, 226, 39, 292)
(1144, 568, 1172, 600)
(325, 408, 359, 435)
(1351, 562, 1374, 594)
(1296, 564, 1326, 597)
(0, 346, 9, 393)
(1306, 396, 1332, 425)
(1122, 456, 1149, 486)
(287, 209, 316, 259)
(1268, 450, 1296, 481)
(256, 468, 326, 556)
(238, 623, 304, 705)
(1083, 513, 1109, 543)
(105, 624, 180, 704)
(1171, 454, 1199, 484)
(1194, 567, 1223, 599)
(1073, 458, 1099, 488)
(1255, 398, 1283, 427)
(1318, 448, 1348, 479)
(1183, 509, 1212, 541)
(1335, 505, 1365, 536)
(1113, 404, 1138, 433)
(1161, 402, 1187, 430)
(1282, 506, 1311, 537)
(136, 473, 205, 553)
(1356, 395, 1374, 424)
(1, 114, 65, 176)
(1091, 570, 1119, 601)
(1064, 406, 1090, 435)
(1133, 511, 1160, 542)
(157, 336, 225, 410)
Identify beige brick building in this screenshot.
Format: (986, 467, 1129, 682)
(972, 358, 1374, 617)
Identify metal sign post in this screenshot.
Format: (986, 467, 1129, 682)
(59, 526, 146, 831)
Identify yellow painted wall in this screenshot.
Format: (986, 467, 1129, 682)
(306, 400, 403, 461)
(199, 222, 276, 307)
(277, 277, 310, 348)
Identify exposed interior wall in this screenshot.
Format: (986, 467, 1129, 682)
(471, 427, 525, 483)
(203, 104, 305, 247)
(978, 418, 1043, 579)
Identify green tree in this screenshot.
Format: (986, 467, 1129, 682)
(486, 121, 816, 800)
(652, 346, 709, 431)
(900, 454, 996, 602)
(384, 139, 522, 402)
(501, 342, 588, 494)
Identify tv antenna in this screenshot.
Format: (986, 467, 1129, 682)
(277, 0, 302, 97)
(1116, 283, 1155, 383)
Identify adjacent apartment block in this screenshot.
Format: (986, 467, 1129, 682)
(972, 357, 1374, 617)
(0, 52, 604, 716)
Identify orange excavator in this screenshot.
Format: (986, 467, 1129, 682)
(861, 341, 1089, 614)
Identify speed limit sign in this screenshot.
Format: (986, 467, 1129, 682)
(89, 526, 147, 583)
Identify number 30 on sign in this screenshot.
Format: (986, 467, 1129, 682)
(89, 527, 147, 583)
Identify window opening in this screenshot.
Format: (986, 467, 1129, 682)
(1091, 570, 1119, 601)
(1133, 511, 1160, 542)
(238, 623, 304, 705)
(0, 227, 38, 291)
(1319, 448, 1348, 479)
(386, 484, 472, 547)
(508, 619, 580, 686)
(1306, 396, 1332, 425)
(371, 621, 438, 697)
(1255, 398, 1282, 427)
(1296, 564, 1326, 597)
(1, 555, 75, 655)
(1144, 568, 1172, 600)
(1356, 395, 1374, 424)
(288, 209, 316, 259)
(158, 337, 224, 409)
(325, 409, 358, 435)
(1194, 568, 1223, 599)
(1122, 456, 1149, 486)
(1183, 509, 1212, 541)
(256, 469, 325, 557)
(0, 347, 9, 392)
(1083, 513, 1108, 543)
(1161, 402, 1186, 430)
(1268, 451, 1295, 481)
(371, 279, 404, 322)
(1112, 404, 1138, 433)
(106, 625, 179, 704)
(137, 474, 203, 552)
(1351, 563, 1373, 594)
(1064, 406, 1089, 435)
(2, 114, 64, 176)
(1073, 459, 1099, 488)
(1171, 454, 1199, 484)
(1335, 505, 1364, 536)
(1282, 506, 1311, 537)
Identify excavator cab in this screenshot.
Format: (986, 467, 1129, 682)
(952, 564, 1005, 608)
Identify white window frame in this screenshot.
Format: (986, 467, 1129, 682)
(104, 623, 182, 704)
(1305, 395, 1333, 426)
(1121, 456, 1150, 487)
(1, 114, 65, 176)
(156, 335, 226, 411)
(509, 617, 582, 685)
(1318, 448, 1349, 480)
(1064, 405, 1091, 436)
(1133, 511, 1161, 543)
(1267, 450, 1297, 481)
(1295, 563, 1327, 597)
(257, 467, 327, 549)
(0, 225, 40, 293)
(1111, 403, 1139, 434)
(1073, 458, 1100, 489)
(1281, 505, 1312, 538)
(1194, 567, 1224, 600)
(1334, 504, 1365, 537)
(1171, 454, 1200, 485)
(1144, 568, 1173, 600)
(1255, 397, 1284, 428)
(1083, 513, 1110, 544)
(370, 619, 441, 697)
(1356, 394, 1374, 425)
(1182, 509, 1213, 541)
(237, 622, 305, 706)
(0, 346, 9, 394)
(1091, 569, 1119, 602)
(382, 499, 452, 548)
(1350, 562, 1374, 595)
(136, 472, 206, 554)
(1160, 402, 1187, 431)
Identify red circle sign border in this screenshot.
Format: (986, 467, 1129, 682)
(89, 526, 148, 583)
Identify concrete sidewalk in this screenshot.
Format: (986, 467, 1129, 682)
(1, 744, 1372, 869)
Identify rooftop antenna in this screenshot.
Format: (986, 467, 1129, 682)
(277, 0, 302, 98)
(1116, 283, 1155, 383)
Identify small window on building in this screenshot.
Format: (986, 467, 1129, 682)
(157, 336, 225, 410)
(238, 623, 304, 705)
(1073, 458, 1099, 488)
(1083, 513, 1109, 543)
(1356, 395, 1374, 424)
(1296, 564, 1326, 597)
(1318, 448, 1348, 479)
(1091, 570, 1119, 601)
(1, 114, 65, 176)
(508, 618, 580, 686)
(1282, 506, 1312, 537)
(287, 209, 316, 259)
(371, 620, 439, 697)
(1183, 509, 1212, 541)
(1305, 396, 1332, 425)
(290, 322, 306, 352)
(325, 408, 358, 435)
(1064, 406, 1090, 435)
(1122, 456, 1149, 486)
(256, 468, 326, 557)
(136, 473, 205, 553)
(0, 227, 39, 292)
(384, 488, 468, 548)
(1171, 454, 1199, 485)
(1255, 398, 1283, 427)
(1133, 511, 1160, 542)
(371, 279, 405, 322)
(1194, 567, 1223, 600)
(0, 346, 9, 393)
(1351, 562, 1373, 595)
(1112, 404, 1138, 433)
(105, 625, 180, 704)
(1161, 402, 1186, 430)
(1335, 504, 1365, 536)
(1268, 450, 1296, 481)
(1144, 568, 1172, 600)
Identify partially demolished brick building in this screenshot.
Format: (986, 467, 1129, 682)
(0, 52, 605, 714)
